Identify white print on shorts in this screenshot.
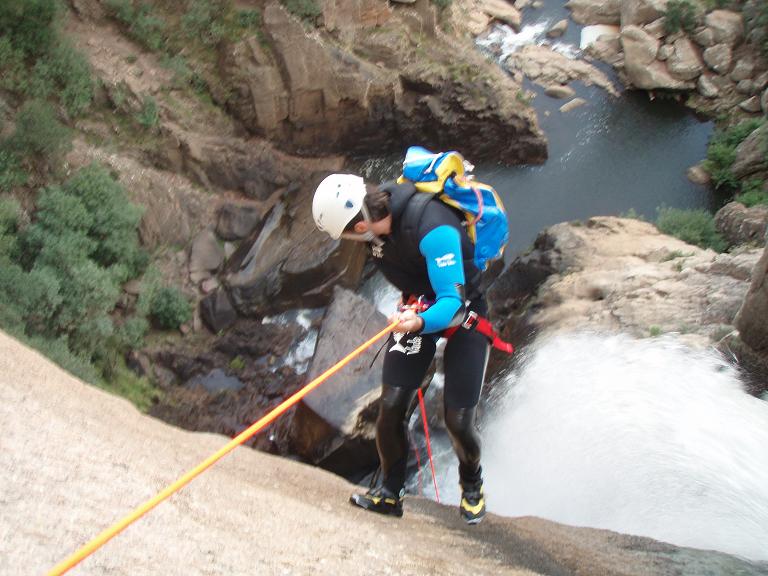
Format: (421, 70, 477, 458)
(389, 332, 423, 355)
(435, 253, 456, 268)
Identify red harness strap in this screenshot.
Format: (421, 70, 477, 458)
(443, 311, 515, 354)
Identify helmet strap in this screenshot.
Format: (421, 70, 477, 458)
(340, 203, 384, 247)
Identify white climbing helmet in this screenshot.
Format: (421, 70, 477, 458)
(312, 173, 367, 240)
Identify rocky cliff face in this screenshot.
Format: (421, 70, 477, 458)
(574, 0, 768, 117)
(487, 217, 767, 394)
(220, 0, 546, 161)
(5, 329, 767, 576)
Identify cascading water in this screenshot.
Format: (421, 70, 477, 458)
(455, 332, 768, 563)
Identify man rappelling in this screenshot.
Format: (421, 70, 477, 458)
(311, 148, 513, 524)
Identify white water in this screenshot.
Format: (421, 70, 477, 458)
(477, 22, 580, 61)
(477, 332, 768, 562)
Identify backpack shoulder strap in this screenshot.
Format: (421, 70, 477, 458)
(400, 191, 434, 254)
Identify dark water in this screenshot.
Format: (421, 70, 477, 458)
(360, 1, 715, 259)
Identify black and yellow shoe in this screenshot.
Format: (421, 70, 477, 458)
(349, 486, 404, 518)
(459, 480, 486, 525)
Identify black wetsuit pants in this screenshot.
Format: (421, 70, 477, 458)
(377, 300, 490, 494)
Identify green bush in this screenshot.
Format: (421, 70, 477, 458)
(104, 0, 168, 52)
(432, 0, 453, 11)
(704, 119, 764, 190)
(0, 0, 59, 59)
(0, 150, 28, 192)
(150, 286, 192, 330)
(664, 0, 697, 34)
(735, 179, 768, 207)
(0, 1, 93, 115)
(182, 0, 228, 46)
(6, 100, 72, 170)
(280, 0, 321, 21)
(136, 95, 159, 128)
(656, 207, 727, 252)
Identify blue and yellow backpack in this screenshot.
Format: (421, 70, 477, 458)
(397, 146, 509, 271)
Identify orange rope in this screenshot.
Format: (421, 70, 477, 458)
(417, 388, 440, 503)
(47, 320, 399, 576)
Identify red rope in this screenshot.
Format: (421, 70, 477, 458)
(417, 388, 440, 503)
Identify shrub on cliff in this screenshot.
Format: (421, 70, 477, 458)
(704, 118, 764, 191)
(735, 179, 768, 207)
(656, 207, 727, 252)
(150, 287, 192, 330)
(664, 0, 698, 34)
(0, 0, 93, 116)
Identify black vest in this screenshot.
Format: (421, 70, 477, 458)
(370, 181, 482, 301)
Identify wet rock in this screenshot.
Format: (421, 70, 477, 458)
(505, 45, 618, 95)
(286, 286, 387, 469)
(715, 202, 768, 247)
(200, 288, 238, 333)
(704, 10, 744, 46)
(478, 0, 522, 30)
(703, 44, 733, 75)
(667, 37, 703, 81)
(560, 98, 587, 113)
(687, 163, 711, 185)
(739, 96, 762, 113)
(216, 201, 264, 241)
(189, 229, 224, 280)
(620, 0, 666, 27)
(547, 19, 568, 38)
(735, 243, 768, 353)
(545, 84, 576, 99)
(566, 0, 620, 25)
(224, 177, 368, 317)
(732, 123, 768, 179)
(621, 26, 692, 90)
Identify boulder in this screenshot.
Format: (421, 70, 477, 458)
(736, 79, 757, 95)
(545, 84, 576, 99)
(490, 218, 763, 353)
(739, 96, 763, 113)
(732, 123, 768, 179)
(715, 202, 768, 247)
(621, 26, 691, 89)
(189, 229, 225, 277)
(667, 37, 703, 81)
(504, 45, 618, 95)
(286, 286, 386, 471)
(730, 58, 755, 82)
(704, 10, 744, 46)
(698, 74, 721, 98)
(565, 0, 621, 25)
(687, 163, 711, 185)
(216, 201, 264, 241)
(478, 0, 522, 30)
(200, 288, 239, 333)
(547, 19, 569, 38)
(658, 44, 673, 61)
(763, 88, 768, 114)
(224, 178, 368, 317)
(560, 98, 587, 113)
(620, 0, 667, 27)
(693, 27, 716, 48)
(735, 243, 768, 353)
(703, 44, 733, 75)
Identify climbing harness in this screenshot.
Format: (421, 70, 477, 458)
(47, 320, 400, 576)
(443, 311, 514, 354)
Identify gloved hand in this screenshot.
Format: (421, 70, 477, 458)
(388, 308, 424, 334)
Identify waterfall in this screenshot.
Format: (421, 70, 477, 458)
(476, 332, 768, 562)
